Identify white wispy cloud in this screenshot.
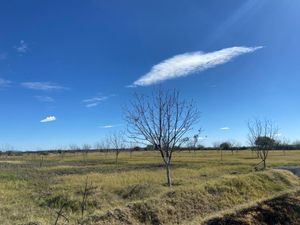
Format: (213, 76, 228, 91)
(35, 96, 55, 103)
(21, 82, 68, 91)
(131, 46, 263, 87)
(101, 125, 114, 128)
(100, 124, 122, 129)
(40, 116, 56, 123)
(14, 40, 29, 54)
(82, 94, 115, 108)
(0, 78, 11, 88)
(220, 127, 230, 130)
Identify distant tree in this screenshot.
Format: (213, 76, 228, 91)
(293, 141, 300, 149)
(212, 142, 224, 160)
(186, 129, 202, 153)
(82, 144, 91, 162)
(69, 144, 81, 151)
(102, 137, 111, 158)
(197, 144, 205, 150)
(0, 144, 15, 158)
(213, 142, 221, 149)
(248, 119, 278, 170)
(108, 131, 125, 164)
(128, 141, 138, 158)
(55, 146, 65, 160)
(219, 142, 232, 150)
(254, 136, 276, 150)
(94, 142, 103, 152)
(275, 137, 290, 155)
(125, 88, 200, 187)
(82, 144, 91, 150)
(133, 146, 141, 151)
(230, 140, 241, 154)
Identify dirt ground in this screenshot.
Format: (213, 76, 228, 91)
(204, 193, 300, 225)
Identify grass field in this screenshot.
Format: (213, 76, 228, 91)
(1, 150, 300, 225)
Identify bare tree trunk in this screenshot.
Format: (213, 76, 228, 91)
(220, 149, 223, 161)
(115, 151, 119, 165)
(166, 162, 172, 187)
(263, 158, 266, 169)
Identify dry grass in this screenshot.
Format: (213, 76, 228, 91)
(0, 150, 300, 225)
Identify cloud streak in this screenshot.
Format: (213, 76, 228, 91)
(220, 127, 230, 130)
(131, 46, 262, 86)
(21, 82, 68, 91)
(14, 40, 29, 54)
(35, 96, 55, 102)
(100, 124, 122, 129)
(83, 96, 108, 107)
(40, 116, 56, 123)
(0, 78, 11, 88)
(82, 94, 115, 108)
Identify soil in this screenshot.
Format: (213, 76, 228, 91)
(203, 194, 300, 225)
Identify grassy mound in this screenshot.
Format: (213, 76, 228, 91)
(82, 169, 300, 225)
(203, 192, 300, 225)
(116, 183, 163, 201)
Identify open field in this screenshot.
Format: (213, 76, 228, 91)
(1, 150, 300, 225)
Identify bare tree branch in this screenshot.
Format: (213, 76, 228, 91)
(125, 88, 200, 186)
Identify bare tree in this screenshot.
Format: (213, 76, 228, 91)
(55, 145, 65, 160)
(125, 88, 200, 187)
(79, 177, 97, 221)
(69, 144, 81, 151)
(103, 137, 111, 158)
(186, 130, 202, 153)
(53, 203, 69, 225)
(213, 141, 223, 161)
(108, 131, 126, 164)
(248, 119, 278, 170)
(231, 140, 241, 154)
(94, 141, 105, 153)
(82, 144, 91, 162)
(82, 144, 91, 150)
(128, 141, 136, 158)
(0, 144, 15, 159)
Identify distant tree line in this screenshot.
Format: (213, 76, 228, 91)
(2, 140, 300, 156)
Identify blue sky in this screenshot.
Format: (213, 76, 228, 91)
(0, 0, 300, 150)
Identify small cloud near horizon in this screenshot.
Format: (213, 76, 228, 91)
(40, 116, 56, 123)
(220, 127, 230, 130)
(130, 46, 263, 87)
